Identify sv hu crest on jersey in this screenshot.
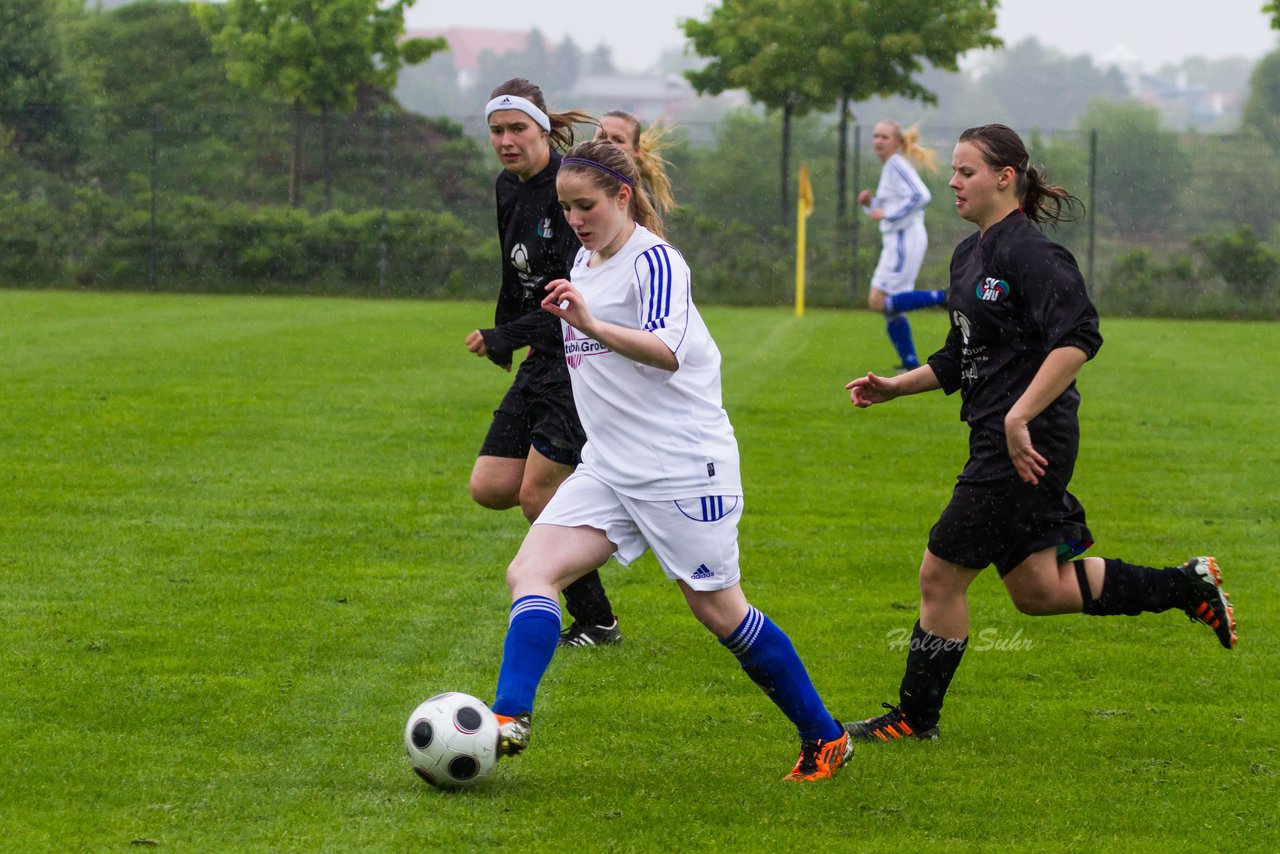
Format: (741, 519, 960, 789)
(976, 277, 1009, 302)
(537, 217, 554, 238)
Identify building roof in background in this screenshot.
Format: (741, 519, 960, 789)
(574, 75, 690, 100)
(404, 28, 547, 72)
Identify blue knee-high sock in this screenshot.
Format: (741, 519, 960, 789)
(886, 289, 946, 312)
(721, 606, 842, 742)
(885, 312, 919, 368)
(492, 595, 561, 717)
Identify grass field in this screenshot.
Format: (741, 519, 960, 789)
(2, 290, 1277, 851)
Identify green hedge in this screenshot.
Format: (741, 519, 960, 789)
(1096, 225, 1280, 319)
(0, 190, 497, 296)
(2, 187, 1277, 319)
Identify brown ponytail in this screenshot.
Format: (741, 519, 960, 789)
(490, 78, 592, 152)
(958, 124, 1083, 227)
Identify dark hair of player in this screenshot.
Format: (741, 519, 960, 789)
(490, 78, 593, 152)
(958, 123, 1084, 227)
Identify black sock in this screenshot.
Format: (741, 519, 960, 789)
(898, 621, 967, 730)
(562, 570, 614, 626)
(1084, 558, 1192, 616)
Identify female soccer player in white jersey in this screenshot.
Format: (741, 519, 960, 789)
(859, 120, 946, 371)
(466, 79, 621, 649)
(487, 139, 852, 782)
(842, 124, 1235, 744)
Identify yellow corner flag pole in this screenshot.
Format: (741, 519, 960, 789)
(795, 163, 814, 317)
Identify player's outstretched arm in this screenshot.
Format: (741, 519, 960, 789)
(845, 365, 940, 408)
(542, 278, 678, 371)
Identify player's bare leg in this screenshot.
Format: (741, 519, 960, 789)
(473, 449, 619, 646)
(469, 455, 524, 510)
(493, 523, 617, 757)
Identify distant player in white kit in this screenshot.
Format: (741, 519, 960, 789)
(860, 120, 946, 371)
(487, 139, 852, 782)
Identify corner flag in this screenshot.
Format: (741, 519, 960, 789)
(795, 164, 814, 316)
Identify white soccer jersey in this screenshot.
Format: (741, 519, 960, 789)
(867, 152, 931, 234)
(561, 225, 741, 500)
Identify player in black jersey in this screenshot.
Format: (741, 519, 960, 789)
(465, 78, 620, 647)
(842, 124, 1236, 742)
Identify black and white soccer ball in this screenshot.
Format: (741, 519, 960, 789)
(404, 692, 499, 789)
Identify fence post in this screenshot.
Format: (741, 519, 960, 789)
(379, 110, 391, 293)
(149, 106, 159, 288)
(1087, 128, 1098, 291)
(850, 122, 861, 303)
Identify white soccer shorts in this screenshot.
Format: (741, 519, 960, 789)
(871, 220, 928, 295)
(534, 467, 742, 591)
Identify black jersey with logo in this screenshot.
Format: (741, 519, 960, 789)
(927, 210, 1103, 429)
(481, 151, 581, 367)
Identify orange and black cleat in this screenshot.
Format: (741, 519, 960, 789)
(783, 729, 853, 782)
(1181, 556, 1237, 649)
(844, 703, 939, 742)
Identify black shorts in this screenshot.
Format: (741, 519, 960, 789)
(927, 422, 1093, 577)
(478, 351, 585, 467)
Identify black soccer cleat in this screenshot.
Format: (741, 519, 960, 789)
(1180, 556, 1237, 649)
(844, 703, 939, 742)
(558, 617, 621, 648)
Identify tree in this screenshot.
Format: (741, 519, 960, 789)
(810, 0, 1000, 227)
(684, 0, 832, 224)
(473, 31, 583, 96)
(1077, 100, 1186, 236)
(1242, 48, 1280, 152)
(584, 44, 617, 77)
(981, 38, 1128, 132)
(1266, 1, 1279, 29)
(69, 1, 301, 200)
(202, 0, 444, 209)
(0, 0, 84, 171)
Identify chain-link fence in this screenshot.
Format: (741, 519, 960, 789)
(3, 106, 1278, 315)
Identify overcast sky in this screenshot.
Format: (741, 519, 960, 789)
(404, 0, 1280, 73)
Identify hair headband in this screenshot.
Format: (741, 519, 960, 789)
(485, 95, 550, 132)
(562, 157, 634, 187)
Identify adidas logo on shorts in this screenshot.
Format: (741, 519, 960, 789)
(690, 564, 715, 580)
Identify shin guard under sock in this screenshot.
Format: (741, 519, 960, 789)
(885, 312, 919, 368)
(721, 606, 842, 742)
(492, 595, 561, 717)
(887, 290, 947, 312)
(898, 621, 967, 730)
(562, 570, 614, 627)
(1081, 558, 1193, 616)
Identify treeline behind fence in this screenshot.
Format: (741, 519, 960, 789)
(3, 105, 1278, 318)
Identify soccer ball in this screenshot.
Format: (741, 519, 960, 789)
(404, 692, 500, 789)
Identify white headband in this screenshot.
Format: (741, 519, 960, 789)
(485, 95, 551, 132)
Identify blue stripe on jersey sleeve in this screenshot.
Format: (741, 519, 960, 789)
(642, 246, 672, 332)
(884, 160, 927, 223)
